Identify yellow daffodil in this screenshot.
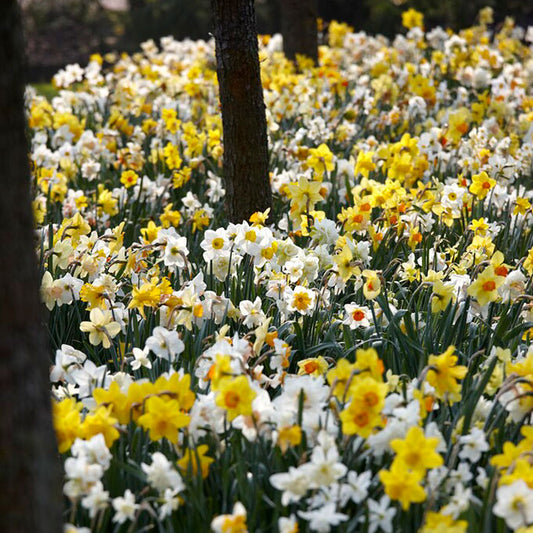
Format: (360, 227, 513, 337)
(215, 376, 256, 421)
(286, 176, 324, 214)
(354, 151, 376, 178)
(467, 265, 504, 306)
(390, 426, 443, 475)
(137, 396, 190, 442)
(276, 425, 302, 453)
(402, 8, 424, 29)
(81, 405, 120, 447)
(426, 346, 467, 403)
(362, 269, 382, 299)
(120, 169, 139, 188)
(379, 460, 426, 510)
(306, 143, 335, 178)
(128, 279, 161, 318)
(93, 381, 130, 424)
(420, 512, 468, 533)
(297, 356, 329, 376)
(469, 171, 496, 200)
(53, 398, 83, 453)
(431, 280, 455, 313)
(333, 245, 361, 282)
(177, 444, 214, 479)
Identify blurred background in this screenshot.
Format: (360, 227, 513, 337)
(21, 0, 533, 83)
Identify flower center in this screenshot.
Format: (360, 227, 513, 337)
(354, 411, 369, 427)
(405, 451, 421, 467)
(212, 237, 224, 249)
(482, 280, 496, 292)
(225, 391, 240, 409)
(352, 309, 365, 321)
(363, 391, 379, 407)
(494, 265, 508, 277)
(294, 293, 312, 310)
(303, 361, 319, 374)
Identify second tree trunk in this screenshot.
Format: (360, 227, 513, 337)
(281, 0, 319, 65)
(211, 0, 272, 223)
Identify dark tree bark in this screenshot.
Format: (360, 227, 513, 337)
(211, 0, 272, 223)
(280, 0, 319, 65)
(0, 2, 63, 532)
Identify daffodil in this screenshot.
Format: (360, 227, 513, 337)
(390, 426, 443, 475)
(327, 358, 357, 400)
(306, 143, 335, 178)
(287, 286, 316, 315)
(469, 171, 496, 200)
(81, 405, 120, 447)
(128, 279, 162, 318)
(354, 151, 376, 178)
(163, 142, 182, 170)
(120, 169, 139, 188)
(431, 280, 455, 313)
(402, 8, 424, 29)
(467, 265, 504, 306)
(286, 176, 323, 214)
(348, 375, 388, 408)
(93, 381, 130, 424)
(80, 308, 121, 348)
(446, 108, 471, 144)
(177, 444, 214, 479)
(524, 247, 533, 275)
(53, 398, 83, 453)
(362, 269, 381, 300)
(276, 425, 302, 453)
(340, 400, 383, 438)
(354, 347, 385, 382)
(137, 396, 190, 442)
(426, 345, 467, 403)
(215, 376, 257, 421)
(379, 461, 426, 510)
(211, 502, 248, 533)
(153, 372, 195, 411)
(140, 220, 161, 243)
(514, 197, 531, 216)
(297, 356, 329, 376)
(420, 512, 468, 533)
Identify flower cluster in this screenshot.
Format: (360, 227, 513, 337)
(30, 7, 533, 532)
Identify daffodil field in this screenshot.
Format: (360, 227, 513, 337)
(34, 7, 533, 532)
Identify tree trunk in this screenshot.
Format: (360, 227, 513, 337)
(0, 2, 63, 532)
(211, 0, 272, 223)
(281, 0, 319, 64)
